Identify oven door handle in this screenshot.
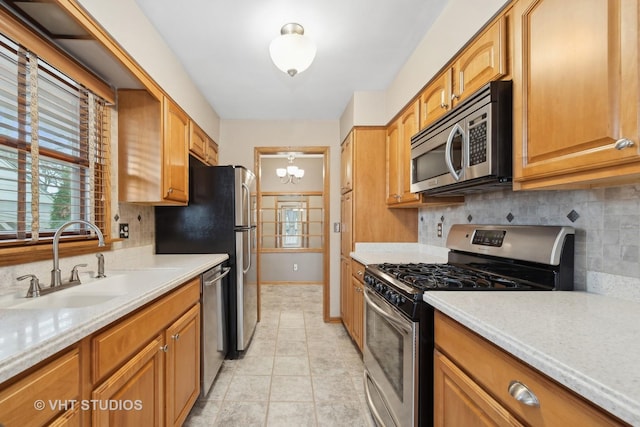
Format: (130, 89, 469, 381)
(364, 288, 412, 334)
(363, 369, 393, 427)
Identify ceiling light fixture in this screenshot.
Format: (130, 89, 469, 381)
(276, 154, 305, 184)
(269, 23, 316, 77)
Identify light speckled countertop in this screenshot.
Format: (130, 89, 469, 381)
(0, 253, 227, 384)
(426, 291, 640, 426)
(352, 243, 640, 425)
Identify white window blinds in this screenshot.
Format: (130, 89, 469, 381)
(0, 33, 109, 243)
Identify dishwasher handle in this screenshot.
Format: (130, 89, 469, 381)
(204, 266, 231, 287)
(216, 278, 225, 352)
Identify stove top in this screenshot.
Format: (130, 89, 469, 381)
(374, 262, 552, 291)
(363, 224, 575, 318)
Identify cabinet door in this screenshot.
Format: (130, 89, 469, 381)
(92, 336, 164, 427)
(420, 69, 453, 129)
(166, 304, 201, 427)
(452, 17, 507, 106)
(206, 138, 219, 165)
(351, 277, 364, 351)
(513, 0, 640, 189)
(434, 350, 524, 427)
(0, 349, 80, 427)
(340, 192, 353, 256)
(341, 132, 354, 194)
(340, 257, 352, 332)
(163, 98, 189, 203)
(399, 101, 421, 203)
(386, 120, 402, 204)
(188, 120, 207, 163)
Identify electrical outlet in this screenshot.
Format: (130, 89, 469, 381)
(293, 263, 298, 272)
(437, 223, 443, 238)
(119, 223, 129, 239)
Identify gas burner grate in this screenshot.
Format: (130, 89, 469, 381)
(375, 262, 538, 291)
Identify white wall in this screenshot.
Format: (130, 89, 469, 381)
(220, 120, 341, 317)
(76, 0, 221, 141)
(339, 0, 511, 139)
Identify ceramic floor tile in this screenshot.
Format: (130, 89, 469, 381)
(315, 401, 370, 427)
(213, 401, 268, 427)
(273, 355, 310, 376)
(312, 375, 359, 402)
(186, 284, 374, 425)
(225, 375, 271, 401)
(267, 401, 317, 427)
(270, 375, 314, 402)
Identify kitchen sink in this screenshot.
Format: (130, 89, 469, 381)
(7, 292, 124, 309)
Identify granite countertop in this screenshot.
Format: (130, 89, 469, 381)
(0, 253, 228, 384)
(424, 291, 640, 426)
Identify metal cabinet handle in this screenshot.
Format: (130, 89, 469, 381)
(508, 381, 540, 407)
(614, 138, 635, 150)
(451, 93, 460, 101)
(357, 270, 363, 276)
(168, 187, 174, 194)
(160, 344, 169, 353)
(172, 333, 180, 341)
(440, 102, 449, 109)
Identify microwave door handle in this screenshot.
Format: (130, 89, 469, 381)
(445, 123, 464, 181)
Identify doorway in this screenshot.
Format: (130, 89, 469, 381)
(254, 146, 330, 322)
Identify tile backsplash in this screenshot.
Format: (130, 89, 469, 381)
(418, 184, 640, 291)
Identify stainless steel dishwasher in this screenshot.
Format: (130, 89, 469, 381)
(201, 263, 230, 398)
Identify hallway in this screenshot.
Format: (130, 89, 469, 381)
(185, 284, 374, 426)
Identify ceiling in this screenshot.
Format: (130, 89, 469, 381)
(132, 0, 448, 121)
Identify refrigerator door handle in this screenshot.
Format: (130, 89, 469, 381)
(242, 182, 252, 274)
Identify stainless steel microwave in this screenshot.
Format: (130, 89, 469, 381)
(410, 80, 512, 195)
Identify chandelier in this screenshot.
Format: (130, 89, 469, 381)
(269, 23, 316, 77)
(276, 154, 305, 184)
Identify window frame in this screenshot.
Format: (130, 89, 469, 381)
(0, 9, 114, 266)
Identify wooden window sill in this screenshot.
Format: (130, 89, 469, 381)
(0, 239, 113, 267)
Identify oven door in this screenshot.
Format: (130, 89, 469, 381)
(363, 287, 418, 427)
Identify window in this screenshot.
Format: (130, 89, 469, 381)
(0, 33, 109, 244)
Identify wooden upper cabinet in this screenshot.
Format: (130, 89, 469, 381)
(340, 192, 353, 257)
(188, 120, 208, 162)
(163, 99, 189, 203)
(419, 69, 453, 129)
(206, 138, 219, 165)
(341, 132, 354, 194)
(419, 13, 508, 131)
(513, 0, 640, 189)
(118, 89, 189, 205)
(451, 16, 508, 106)
(190, 120, 219, 166)
(386, 102, 417, 205)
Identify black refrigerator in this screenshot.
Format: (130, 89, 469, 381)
(155, 160, 257, 359)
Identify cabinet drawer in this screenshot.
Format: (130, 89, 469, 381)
(435, 312, 625, 426)
(92, 278, 200, 383)
(0, 348, 80, 427)
(351, 259, 365, 282)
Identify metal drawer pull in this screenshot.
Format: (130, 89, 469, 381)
(615, 138, 635, 150)
(172, 333, 180, 341)
(160, 344, 169, 353)
(508, 380, 540, 407)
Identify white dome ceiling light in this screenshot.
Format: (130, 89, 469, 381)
(269, 23, 316, 77)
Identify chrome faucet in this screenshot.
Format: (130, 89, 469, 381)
(51, 220, 105, 287)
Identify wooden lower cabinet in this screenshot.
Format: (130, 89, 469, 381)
(434, 311, 626, 427)
(434, 350, 523, 427)
(165, 304, 201, 427)
(0, 348, 81, 427)
(0, 277, 201, 427)
(341, 258, 365, 351)
(92, 336, 165, 426)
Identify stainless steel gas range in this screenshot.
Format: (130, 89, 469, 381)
(362, 224, 575, 427)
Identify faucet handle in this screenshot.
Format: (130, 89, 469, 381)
(18, 274, 42, 298)
(70, 263, 88, 283)
(96, 253, 106, 278)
